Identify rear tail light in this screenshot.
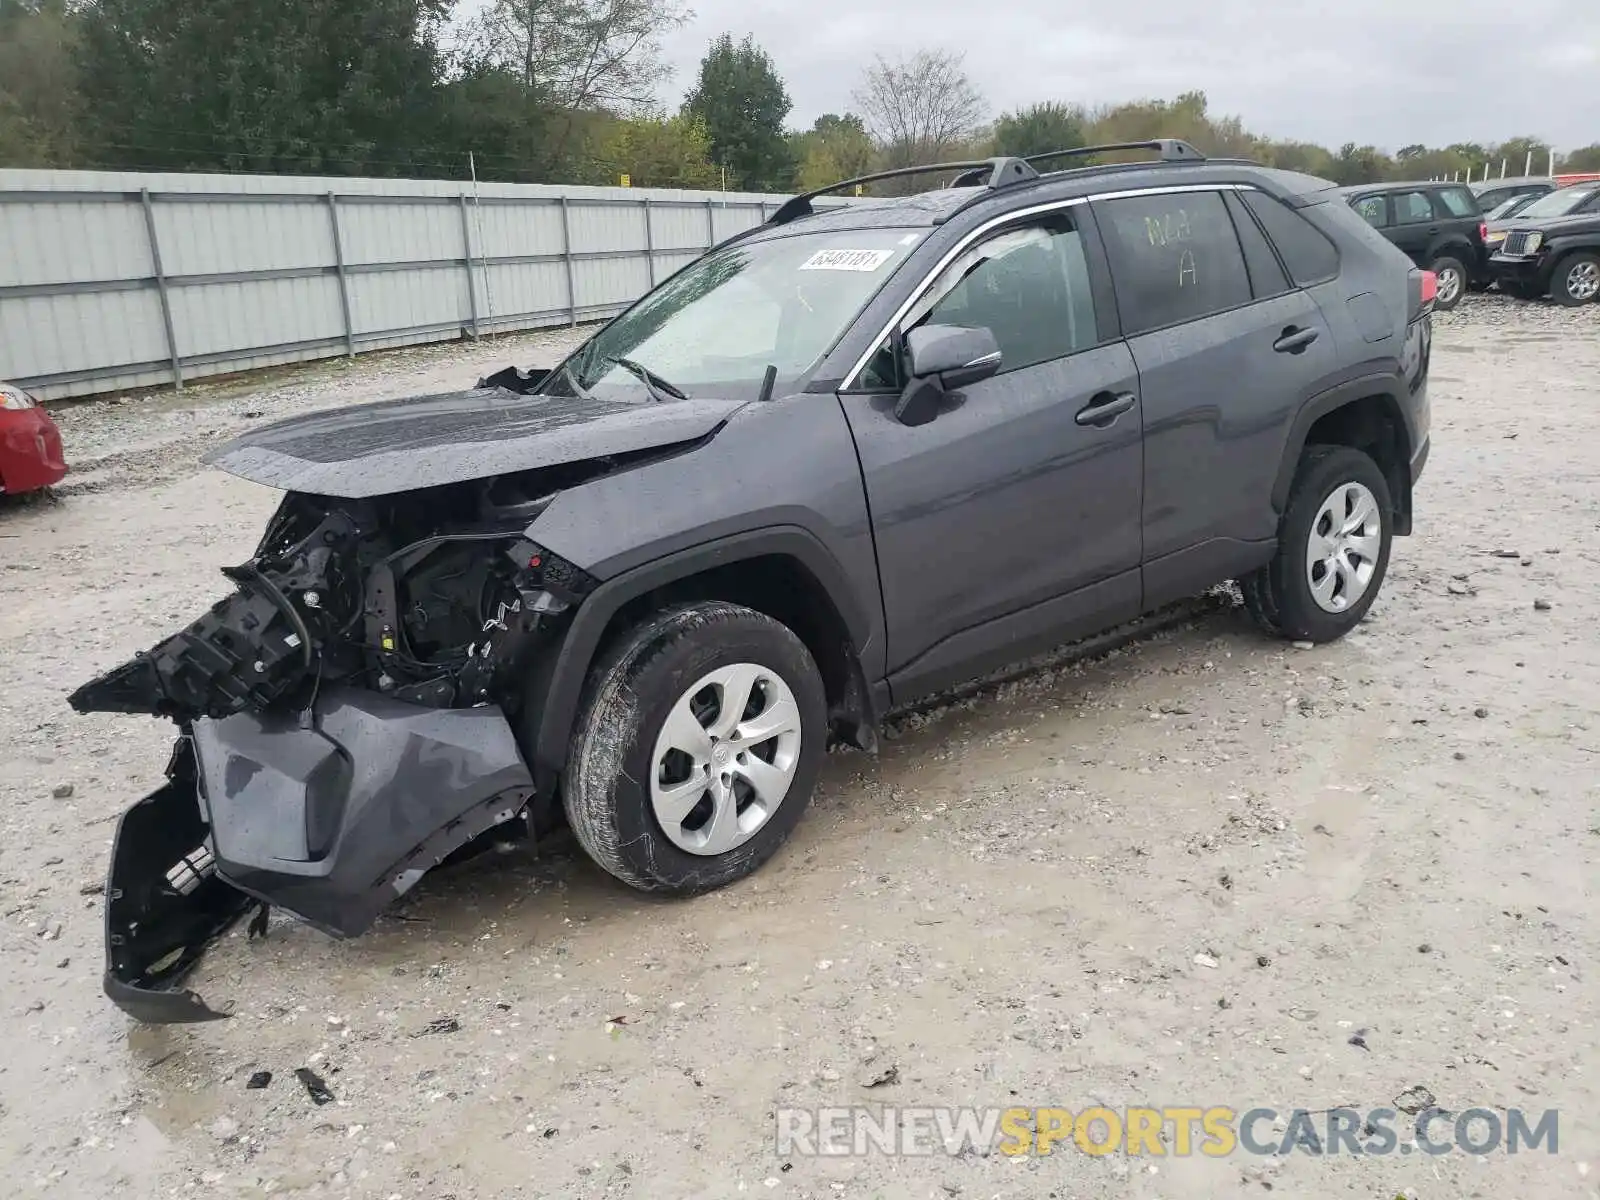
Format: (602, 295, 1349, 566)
(1409, 268, 1437, 322)
(1479, 221, 1488, 242)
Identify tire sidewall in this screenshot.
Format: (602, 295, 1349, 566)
(570, 606, 827, 893)
(1555, 253, 1600, 306)
(1271, 448, 1394, 642)
(1430, 255, 1466, 311)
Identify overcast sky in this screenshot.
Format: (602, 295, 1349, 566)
(644, 0, 1599, 151)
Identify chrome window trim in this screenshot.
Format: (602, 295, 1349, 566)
(839, 181, 1256, 389)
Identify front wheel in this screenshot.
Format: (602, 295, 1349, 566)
(1552, 252, 1600, 306)
(1242, 446, 1394, 644)
(1429, 255, 1467, 311)
(563, 601, 827, 894)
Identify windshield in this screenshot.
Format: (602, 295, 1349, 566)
(1517, 187, 1597, 219)
(545, 226, 925, 403)
(1487, 195, 1533, 219)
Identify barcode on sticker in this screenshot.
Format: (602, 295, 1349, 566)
(799, 248, 894, 272)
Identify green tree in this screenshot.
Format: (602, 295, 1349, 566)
(791, 113, 874, 191)
(1491, 136, 1552, 177)
(76, 0, 456, 175)
(1329, 142, 1394, 186)
(991, 101, 1086, 160)
(1561, 144, 1600, 173)
(596, 112, 720, 189)
(683, 33, 794, 191)
(0, 0, 85, 167)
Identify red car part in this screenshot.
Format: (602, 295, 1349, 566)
(0, 383, 67, 495)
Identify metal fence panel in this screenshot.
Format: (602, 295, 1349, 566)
(0, 169, 862, 400)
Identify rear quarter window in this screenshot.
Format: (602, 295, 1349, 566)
(1240, 191, 1340, 285)
(1436, 187, 1479, 218)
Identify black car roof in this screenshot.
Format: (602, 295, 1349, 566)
(739, 161, 1340, 245)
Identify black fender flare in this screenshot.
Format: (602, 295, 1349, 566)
(529, 525, 873, 782)
(1271, 373, 1415, 530)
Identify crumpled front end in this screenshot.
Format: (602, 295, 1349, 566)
(75, 475, 599, 1022)
(103, 694, 535, 1021)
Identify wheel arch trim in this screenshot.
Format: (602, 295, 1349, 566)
(1272, 374, 1415, 527)
(531, 526, 872, 779)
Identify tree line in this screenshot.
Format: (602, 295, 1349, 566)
(3, 0, 1597, 191)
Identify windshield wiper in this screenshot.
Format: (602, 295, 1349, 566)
(604, 356, 688, 402)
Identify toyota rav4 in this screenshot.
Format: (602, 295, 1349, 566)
(69, 140, 1434, 1022)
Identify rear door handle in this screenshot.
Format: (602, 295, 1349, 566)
(1273, 326, 1319, 354)
(1075, 390, 1137, 427)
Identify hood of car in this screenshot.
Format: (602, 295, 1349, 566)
(204, 386, 746, 498)
(1495, 211, 1600, 235)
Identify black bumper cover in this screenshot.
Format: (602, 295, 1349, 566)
(103, 688, 534, 1023)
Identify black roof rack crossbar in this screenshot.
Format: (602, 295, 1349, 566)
(767, 157, 1041, 226)
(1024, 139, 1206, 169)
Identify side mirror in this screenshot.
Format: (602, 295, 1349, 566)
(905, 324, 1002, 391)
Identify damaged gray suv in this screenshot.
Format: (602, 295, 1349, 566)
(71, 140, 1433, 1022)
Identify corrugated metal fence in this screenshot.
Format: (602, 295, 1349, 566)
(0, 170, 854, 401)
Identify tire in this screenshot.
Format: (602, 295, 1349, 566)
(1551, 252, 1600, 306)
(563, 601, 827, 894)
(1428, 255, 1467, 311)
(1241, 445, 1394, 644)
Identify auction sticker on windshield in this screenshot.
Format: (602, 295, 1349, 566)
(800, 248, 895, 272)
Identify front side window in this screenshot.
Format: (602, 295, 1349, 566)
(1352, 195, 1388, 228)
(545, 226, 925, 402)
(857, 212, 1098, 389)
(1393, 192, 1436, 224)
(1096, 191, 1252, 335)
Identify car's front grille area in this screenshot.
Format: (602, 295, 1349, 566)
(1503, 232, 1537, 256)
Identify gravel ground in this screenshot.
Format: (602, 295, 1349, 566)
(1, 294, 1597, 1199)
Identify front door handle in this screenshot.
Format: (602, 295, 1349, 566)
(1273, 326, 1319, 354)
(1076, 390, 1137, 427)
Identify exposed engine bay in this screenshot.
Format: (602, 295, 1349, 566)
(70, 465, 611, 1023)
(72, 470, 598, 723)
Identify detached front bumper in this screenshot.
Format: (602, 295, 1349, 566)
(103, 688, 534, 1023)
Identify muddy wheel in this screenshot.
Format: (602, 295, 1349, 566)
(563, 601, 827, 894)
(1241, 445, 1393, 644)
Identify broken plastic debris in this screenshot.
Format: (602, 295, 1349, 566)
(246, 1070, 272, 1089)
(294, 1067, 336, 1105)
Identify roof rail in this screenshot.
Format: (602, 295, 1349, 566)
(1024, 139, 1206, 169)
(766, 157, 1040, 227)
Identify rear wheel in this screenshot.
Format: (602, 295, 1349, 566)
(563, 601, 827, 894)
(1428, 255, 1467, 311)
(1242, 446, 1394, 644)
(1552, 252, 1600, 306)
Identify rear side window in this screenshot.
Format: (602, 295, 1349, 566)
(1351, 195, 1388, 228)
(1241, 191, 1340, 285)
(1437, 187, 1478, 218)
(1096, 191, 1252, 335)
(1393, 191, 1436, 224)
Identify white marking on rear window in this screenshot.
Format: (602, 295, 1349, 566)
(799, 248, 895, 272)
